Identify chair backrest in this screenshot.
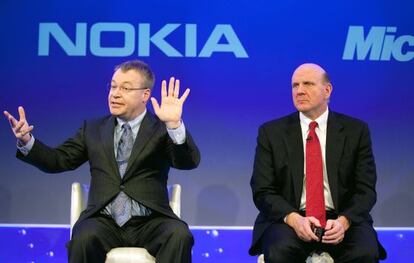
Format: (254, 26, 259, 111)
(167, 184, 181, 217)
(70, 182, 182, 236)
(70, 182, 89, 237)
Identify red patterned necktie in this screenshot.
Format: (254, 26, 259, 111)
(306, 121, 326, 227)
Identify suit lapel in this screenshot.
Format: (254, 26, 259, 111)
(326, 111, 345, 210)
(100, 116, 120, 178)
(284, 113, 305, 208)
(123, 111, 158, 180)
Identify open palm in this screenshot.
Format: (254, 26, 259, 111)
(151, 77, 190, 129)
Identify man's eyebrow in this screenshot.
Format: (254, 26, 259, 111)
(303, 81, 314, 84)
(111, 80, 133, 85)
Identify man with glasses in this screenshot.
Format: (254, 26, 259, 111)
(4, 60, 200, 263)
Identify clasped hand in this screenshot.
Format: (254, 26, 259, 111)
(286, 212, 348, 244)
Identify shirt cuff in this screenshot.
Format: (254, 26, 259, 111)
(167, 121, 186, 145)
(17, 135, 35, 156)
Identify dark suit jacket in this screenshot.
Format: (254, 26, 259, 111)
(17, 111, 200, 227)
(249, 111, 378, 255)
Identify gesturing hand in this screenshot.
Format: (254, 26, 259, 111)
(150, 77, 190, 129)
(3, 106, 34, 145)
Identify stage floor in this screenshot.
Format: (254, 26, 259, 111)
(0, 225, 412, 262)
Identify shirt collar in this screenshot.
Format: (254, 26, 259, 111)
(299, 108, 329, 132)
(116, 109, 147, 131)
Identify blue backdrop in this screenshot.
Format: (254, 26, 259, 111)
(1, 0, 413, 226)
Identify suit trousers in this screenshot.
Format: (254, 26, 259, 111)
(261, 218, 380, 263)
(68, 213, 193, 263)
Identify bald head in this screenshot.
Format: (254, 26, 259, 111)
(291, 63, 333, 120)
(292, 63, 330, 84)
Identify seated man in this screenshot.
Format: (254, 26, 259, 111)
(4, 60, 200, 263)
(249, 63, 385, 263)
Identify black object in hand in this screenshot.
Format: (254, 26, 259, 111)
(314, 227, 325, 242)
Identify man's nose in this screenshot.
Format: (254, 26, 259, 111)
(110, 88, 122, 97)
(296, 84, 306, 94)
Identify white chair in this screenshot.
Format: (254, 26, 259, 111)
(70, 182, 182, 263)
(258, 251, 334, 263)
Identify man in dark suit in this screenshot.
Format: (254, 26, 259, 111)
(249, 63, 384, 262)
(4, 60, 200, 263)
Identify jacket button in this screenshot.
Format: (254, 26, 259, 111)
(120, 185, 125, 190)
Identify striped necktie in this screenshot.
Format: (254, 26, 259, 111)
(111, 123, 133, 226)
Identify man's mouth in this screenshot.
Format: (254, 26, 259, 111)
(111, 101, 124, 106)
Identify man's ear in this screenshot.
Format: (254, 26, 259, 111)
(143, 89, 151, 103)
(324, 83, 333, 99)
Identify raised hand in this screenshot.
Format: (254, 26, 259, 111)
(150, 77, 190, 129)
(3, 106, 34, 145)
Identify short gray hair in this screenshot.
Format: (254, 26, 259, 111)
(114, 60, 155, 90)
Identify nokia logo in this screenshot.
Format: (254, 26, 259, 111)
(343, 26, 414, 61)
(38, 23, 248, 58)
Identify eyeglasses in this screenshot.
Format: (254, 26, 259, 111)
(107, 83, 148, 93)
